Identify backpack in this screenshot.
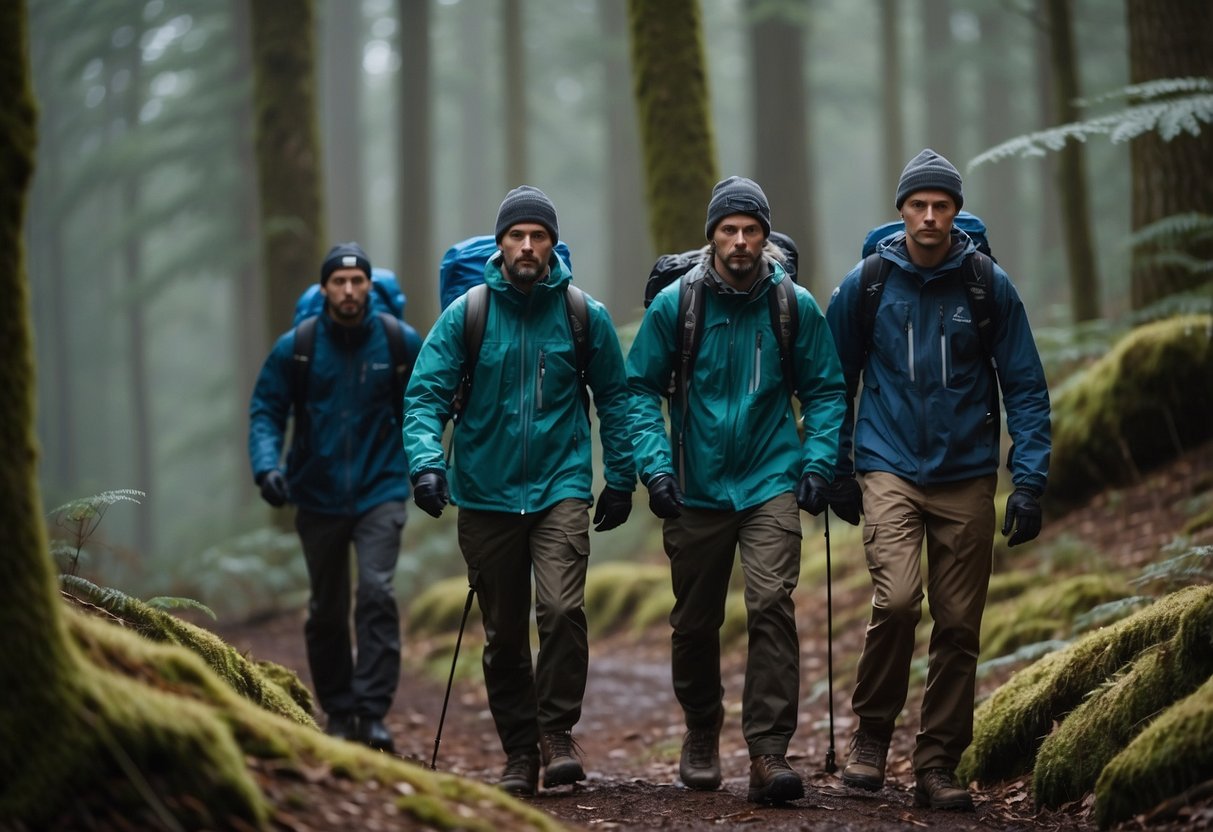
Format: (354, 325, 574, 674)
(643, 246, 800, 402)
(440, 243, 590, 424)
(290, 267, 418, 428)
(857, 210, 999, 363)
(439, 234, 574, 311)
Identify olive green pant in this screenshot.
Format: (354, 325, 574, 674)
(457, 499, 590, 757)
(850, 472, 996, 772)
(663, 492, 803, 756)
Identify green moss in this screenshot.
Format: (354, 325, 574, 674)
(407, 576, 479, 637)
(1033, 587, 1213, 808)
(584, 562, 670, 635)
(958, 584, 1212, 785)
(981, 573, 1129, 659)
(1094, 673, 1213, 828)
(1047, 314, 1213, 514)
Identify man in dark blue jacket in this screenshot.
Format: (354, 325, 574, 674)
(825, 150, 1051, 811)
(248, 242, 420, 754)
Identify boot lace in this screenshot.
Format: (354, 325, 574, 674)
(754, 754, 793, 773)
(684, 727, 717, 768)
(851, 732, 887, 768)
(543, 730, 581, 762)
(503, 754, 536, 779)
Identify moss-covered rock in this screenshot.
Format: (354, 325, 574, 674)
(584, 562, 670, 635)
(1047, 314, 1213, 514)
(407, 575, 479, 638)
(980, 573, 1129, 660)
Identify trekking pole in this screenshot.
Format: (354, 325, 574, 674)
(431, 586, 475, 770)
(823, 510, 837, 773)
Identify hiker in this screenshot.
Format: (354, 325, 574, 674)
(401, 185, 635, 796)
(627, 176, 847, 804)
(825, 149, 1052, 811)
(248, 242, 421, 754)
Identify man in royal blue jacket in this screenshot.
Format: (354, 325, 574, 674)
(825, 150, 1051, 811)
(248, 242, 420, 754)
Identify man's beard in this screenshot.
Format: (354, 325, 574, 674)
(722, 250, 760, 282)
(330, 298, 366, 322)
(507, 257, 545, 285)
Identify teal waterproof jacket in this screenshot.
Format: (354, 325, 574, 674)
(825, 231, 1051, 493)
(402, 254, 634, 512)
(627, 261, 847, 511)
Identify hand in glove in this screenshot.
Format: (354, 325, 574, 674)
(1002, 487, 1042, 547)
(593, 487, 633, 532)
(795, 472, 830, 516)
(413, 470, 450, 518)
(647, 474, 684, 519)
(827, 475, 863, 526)
(257, 469, 289, 508)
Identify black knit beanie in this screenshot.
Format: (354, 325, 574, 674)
(705, 176, 771, 239)
(494, 185, 559, 244)
(320, 242, 372, 285)
(895, 148, 964, 210)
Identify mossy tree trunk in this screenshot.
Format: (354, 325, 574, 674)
(397, 0, 437, 336)
(628, 0, 718, 255)
(1126, 0, 1213, 310)
(249, 0, 325, 343)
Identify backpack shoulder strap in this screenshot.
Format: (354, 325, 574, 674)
(672, 270, 707, 407)
(563, 285, 592, 421)
(376, 312, 411, 426)
(962, 251, 998, 361)
(857, 252, 893, 359)
(291, 315, 318, 429)
(451, 284, 489, 423)
(766, 276, 799, 397)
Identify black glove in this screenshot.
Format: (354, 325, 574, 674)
(413, 470, 450, 518)
(795, 472, 830, 516)
(1002, 487, 1042, 547)
(827, 475, 863, 526)
(647, 474, 684, 519)
(593, 487, 633, 532)
(257, 469, 289, 508)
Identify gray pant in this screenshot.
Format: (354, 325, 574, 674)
(663, 491, 803, 756)
(295, 500, 405, 720)
(457, 499, 590, 757)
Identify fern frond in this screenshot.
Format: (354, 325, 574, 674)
(1079, 76, 1213, 108)
(47, 488, 146, 521)
(1127, 212, 1213, 249)
(977, 638, 1072, 677)
(145, 596, 218, 620)
(59, 573, 135, 615)
(1130, 545, 1213, 591)
(1073, 596, 1155, 634)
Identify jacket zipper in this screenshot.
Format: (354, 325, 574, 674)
(537, 349, 545, 411)
(750, 331, 762, 394)
(906, 310, 915, 382)
(939, 305, 947, 388)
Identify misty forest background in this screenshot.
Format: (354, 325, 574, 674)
(25, 0, 1209, 619)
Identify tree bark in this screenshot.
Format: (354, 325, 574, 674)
(628, 0, 718, 255)
(503, 0, 526, 185)
(321, 0, 366, 242)
(398, 0, 437, 334)
(1126, 0, 1213, 309)
(879, 0, 904, 209)
(921, 0, 957, 154)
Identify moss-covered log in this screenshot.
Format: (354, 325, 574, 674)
(979, 573, 1129, 660)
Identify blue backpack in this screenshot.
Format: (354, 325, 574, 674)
(439, 235, 574, 311)
(290, 267, 420, 427)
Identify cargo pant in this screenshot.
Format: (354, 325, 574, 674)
(850, 471, 997, 772)
(663, 491, 803, 756)
(457, 499, 591, 758)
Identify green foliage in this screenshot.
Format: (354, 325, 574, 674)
(1130, 542, 1213, 592)
(970, 77, 1213, 169)
(186, 527, 309, 620)
(46, 489, 145, 574)
(144, 596, 217, 620)
(584, 562, 669, 636)
(981, 574, 1129, 660)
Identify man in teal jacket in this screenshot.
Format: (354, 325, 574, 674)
(627, 177, 847, 804)
(825, 149, 1051, 811)
(402, 186, 635, 796)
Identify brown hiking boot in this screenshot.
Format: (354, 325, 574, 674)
(840, 731, 888, 791)
(498, 753, 539, 796)
(914, 768, 975, 811)
(678, 711, 723, 790)
(747, 754, 805, 804)
(540, 730, 586, 787)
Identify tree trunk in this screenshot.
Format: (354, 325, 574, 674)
(398, 0, 437, 334)
(1046, 0, 1101, 322)
(977, 10, 1023, 274)
(879, 0, 904, 209)
(321, 0, 366, 242)
(249, 0, 325, 343)
(503, 0, 526, 184)
(600, 0, 652, 320)
(628, 0, 718, 255)
(1127, 0, 1213, 310)
(1032, 0, 1062, 264)
(921, 0, 957, 154)
(749, 0, 822, 295)
(458, 4, 491, 230)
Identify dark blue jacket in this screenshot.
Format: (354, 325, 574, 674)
(825, 231, 1051, 494)
(249, 309, 421, 516)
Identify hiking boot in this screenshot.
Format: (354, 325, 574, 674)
(678, 711, 723, 791)
(840, 731, 888, 791)
(540, 730, 586, 787)
(323, 712, 357, 742)
(356, 717, 395, 753)
(914, 768, 974, 811)
(747, 754, 805, 804)
(498, 753, 540, 796)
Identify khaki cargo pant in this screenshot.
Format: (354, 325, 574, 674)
(850, 471, 997, 772)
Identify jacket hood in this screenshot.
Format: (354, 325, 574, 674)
(878, 228, 978, 281)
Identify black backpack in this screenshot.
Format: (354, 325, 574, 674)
(291, 312, 414, 430)
(450, 280, 591, 424)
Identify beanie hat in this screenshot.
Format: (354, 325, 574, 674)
(494, 185, 559, 244)
(320, 242, 372, 285)
(705, 176, 771, 239)
(895, 148, 964, 210)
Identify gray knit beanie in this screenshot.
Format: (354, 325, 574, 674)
(320, 241, 372, 285)
(705, 176, 771, 239)
(494, 185, 559, 244)
(895, 148, 964, 210)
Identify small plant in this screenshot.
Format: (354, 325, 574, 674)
(47, 488, 145, 575)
